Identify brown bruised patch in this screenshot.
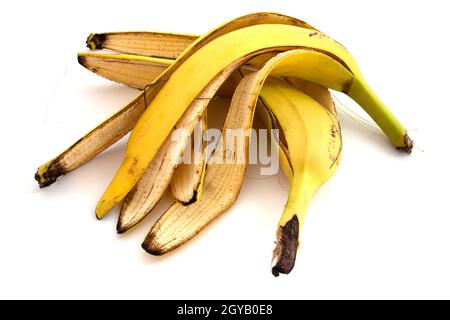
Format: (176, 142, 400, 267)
(330, 124, 337, 138)
(127, 157, 140, 175)
(272, 215, 299, 277)
(341, 78, 354, 95)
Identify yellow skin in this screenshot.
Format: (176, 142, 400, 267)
(259, 78, 341, 275)
(96, 23, 408, 217)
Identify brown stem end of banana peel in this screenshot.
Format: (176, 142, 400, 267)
(34, 162, 65, 188)
(396, 133, 414, 154)
(272, 215, 299, 277)
(86, 33, 106, 50)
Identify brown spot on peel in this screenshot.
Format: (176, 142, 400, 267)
(341, 78, 354, 95)
(127, 157, 139, 175)
(330, 124, 337, 138)
(272, 215, 299, 277)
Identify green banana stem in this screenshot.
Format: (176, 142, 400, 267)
(348, 78, 413, 152)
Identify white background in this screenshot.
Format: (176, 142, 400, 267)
(1, 0, 449, 299)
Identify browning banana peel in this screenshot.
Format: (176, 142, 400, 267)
(35, 12, 411, 277)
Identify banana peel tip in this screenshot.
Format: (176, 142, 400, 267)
(272, 215, 299, 277)
(95, 204, 106, 220)
(34, 161, 64, 188)
(77, 54, 86, 67)
(396, 133, 413, 154)
(181, 190, 198, 206)
(141, 239, 165, 256)
(86, 33, 106, 50)
(116, 220, 130, 234)
(34, 170, 56, 188)
(95, 198, 117, 219)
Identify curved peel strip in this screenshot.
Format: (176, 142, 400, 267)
(34, 89, 149, 188)
(77, 52, 171, 90)
(77, 52, 241, 97)
(86, 12, 317, 58)
(86, 31, 197, 58)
